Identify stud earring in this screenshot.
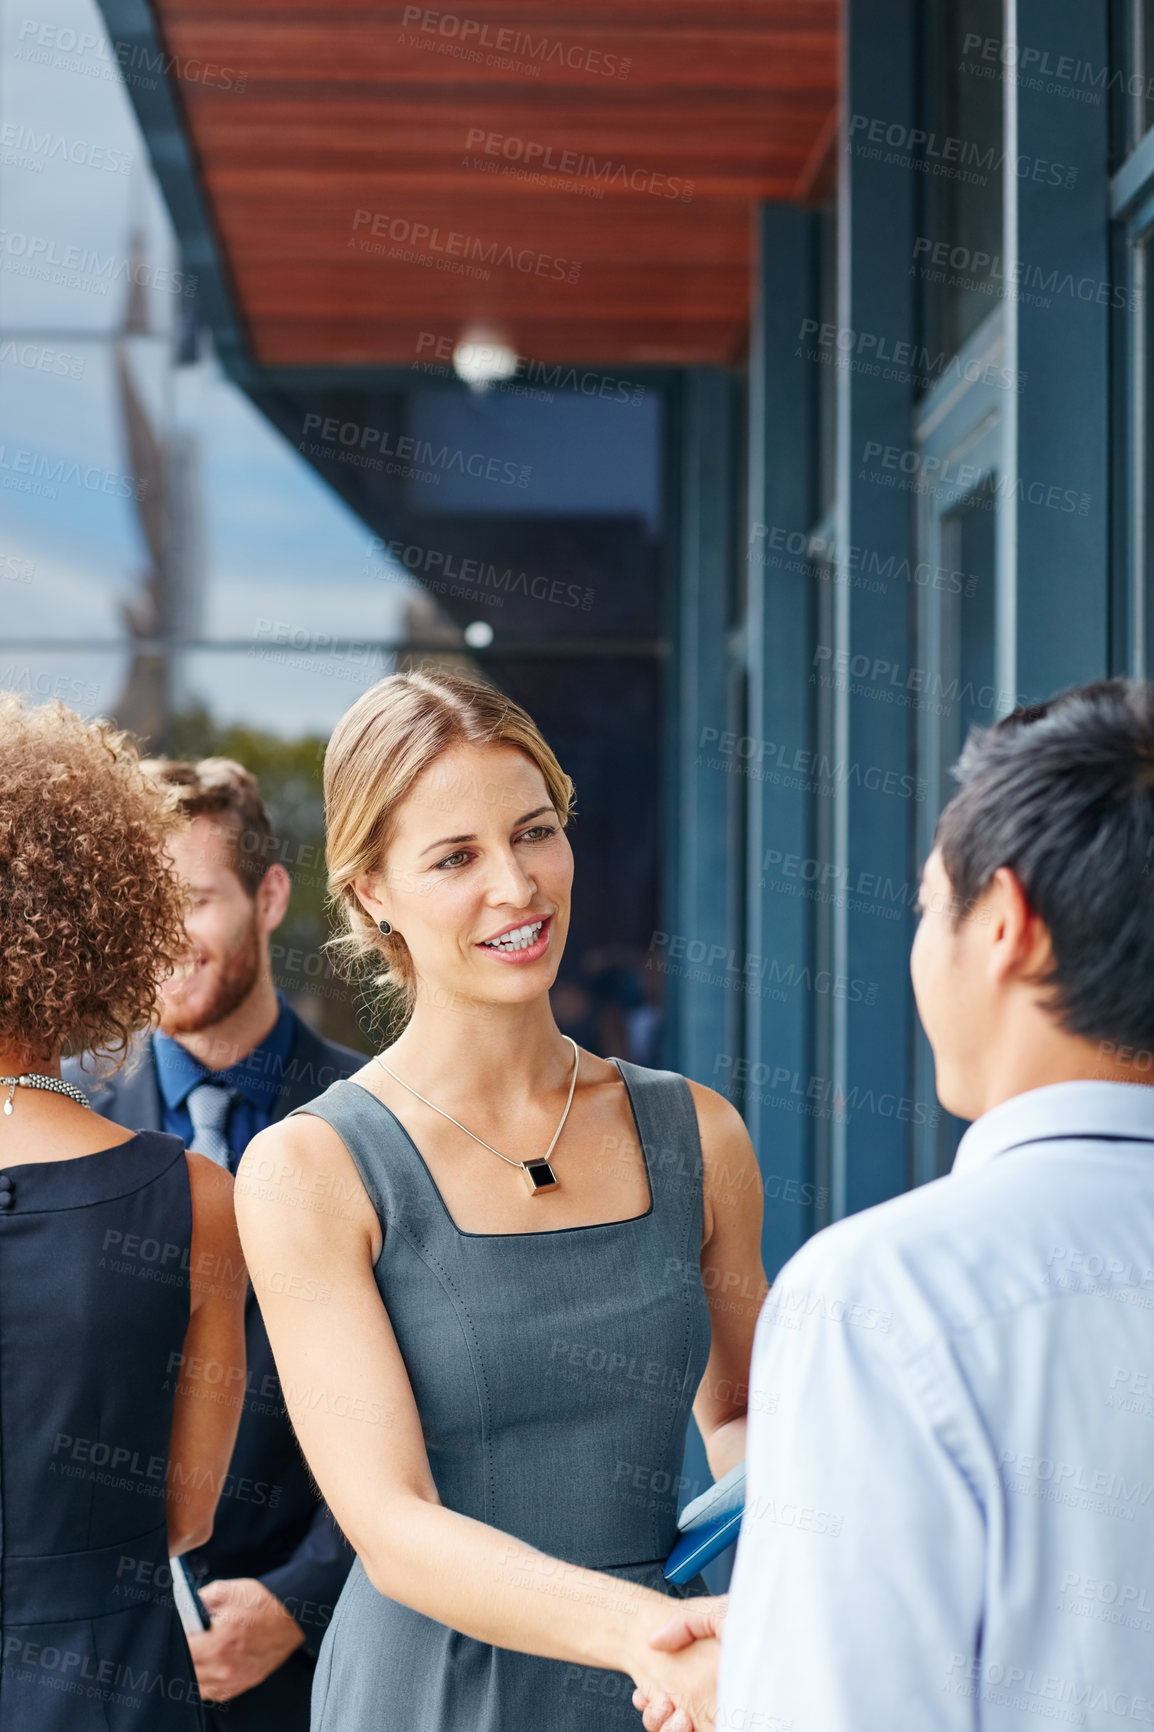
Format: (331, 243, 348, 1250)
(378, 918, 392, 935)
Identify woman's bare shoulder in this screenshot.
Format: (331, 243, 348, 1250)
(684, 1077, 752, 1143)
(238, 1106, 352, 1167)
(234, 1108, 376, 1241)
(184, 1146, 233, 1197)
(684, 1078, 761, 1191)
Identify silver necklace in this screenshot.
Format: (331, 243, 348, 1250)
(1, 1074, 92, 1115)
(373, 1036, 580, 1196)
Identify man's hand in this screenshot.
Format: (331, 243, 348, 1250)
(187, 1577, 305, 1703)
(632, 1596, 728, 1732)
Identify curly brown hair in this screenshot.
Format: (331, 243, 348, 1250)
(0, 695, 190, 1066)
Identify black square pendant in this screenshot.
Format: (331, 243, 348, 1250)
(522, 1160, 559, 1194)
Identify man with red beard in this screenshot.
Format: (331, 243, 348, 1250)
(66, 757, 361, 1732)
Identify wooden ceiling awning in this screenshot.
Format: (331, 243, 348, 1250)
(152, 1, 839, 368)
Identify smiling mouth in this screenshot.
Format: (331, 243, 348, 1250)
(478, 917, 549, 954)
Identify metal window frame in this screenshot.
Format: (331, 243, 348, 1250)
(659, 370, 743, 1083)
(828, 0, 921, 1220)
(742, 203, 821, 1273)
(1111, 1, 1154, 677)
(910, 341, 1005, 1186)
(1007, 0, 1111, 701)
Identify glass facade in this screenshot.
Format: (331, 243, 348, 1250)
(8, 0, 1152, 1251)
(1140, 0, 1154, 141)
(1, 0, 669, 1058)
(923, 0, 1005, 362)
(923, 479, 998, 1174)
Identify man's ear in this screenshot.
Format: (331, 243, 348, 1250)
(256, 862, 292, 934)
(985, 866, 1047, 983)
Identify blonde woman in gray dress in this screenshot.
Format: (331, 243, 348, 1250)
(236, 670, 767, 1732)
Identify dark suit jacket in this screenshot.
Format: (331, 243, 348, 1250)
(64, 1012, 362, 1661)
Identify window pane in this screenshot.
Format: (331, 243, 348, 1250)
(933, 0, 1005, 357)
(817, 203, 838, 519)
(931, 481, 998, 1173)
(939, 487, 997, 756)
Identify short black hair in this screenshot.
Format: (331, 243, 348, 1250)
(934, 678, 1154, 1051)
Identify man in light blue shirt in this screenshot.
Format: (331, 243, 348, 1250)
(638, 680, 1154, 1731)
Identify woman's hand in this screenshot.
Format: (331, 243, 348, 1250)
(630, 1597, 728, 1732)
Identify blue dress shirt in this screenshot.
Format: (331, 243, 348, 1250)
(721, 1081, 1154, 1731)
(153, 993, 297, 1167)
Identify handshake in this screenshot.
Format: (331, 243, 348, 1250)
(629, 1595, 727, 1732)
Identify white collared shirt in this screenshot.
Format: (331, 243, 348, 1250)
(720, 1082, 1154, 1731)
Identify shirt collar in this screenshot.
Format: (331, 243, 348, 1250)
(154, 993, 296, 1112)
(952, 1080, 1154, 1177)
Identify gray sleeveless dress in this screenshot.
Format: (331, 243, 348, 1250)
(291, 1058, 712, 1732)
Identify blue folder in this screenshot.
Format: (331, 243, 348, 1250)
(663, 1460, 746, 1585)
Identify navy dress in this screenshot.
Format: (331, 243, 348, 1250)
(289, 1058, 712, 1732)
(0, 1130, 203, 1730)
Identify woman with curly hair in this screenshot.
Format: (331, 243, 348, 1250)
(0, 695, 246, 1731)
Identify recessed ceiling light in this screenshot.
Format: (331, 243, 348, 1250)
(453, 333, 519, 390)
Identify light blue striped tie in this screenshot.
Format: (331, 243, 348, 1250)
(186, 1082, 234, 1172)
